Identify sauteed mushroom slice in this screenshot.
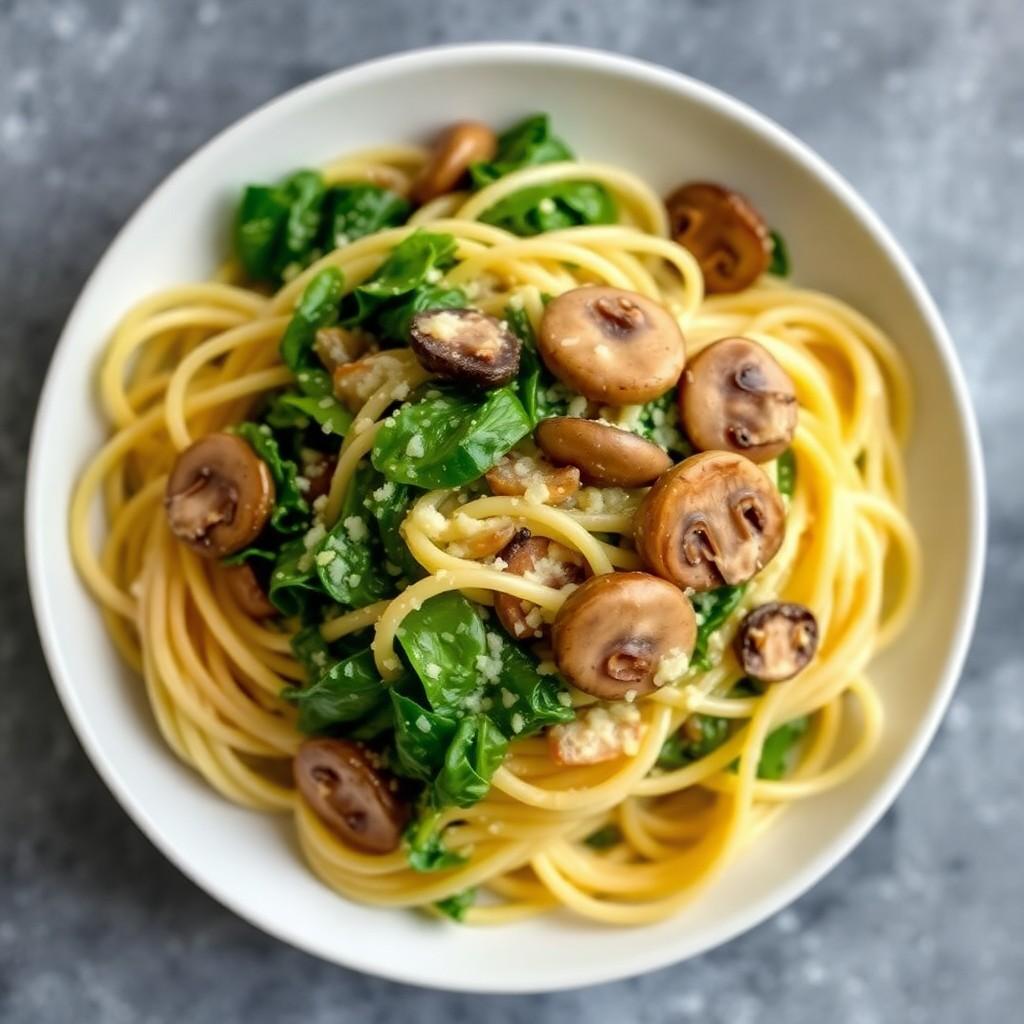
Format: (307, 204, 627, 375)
(494, 532, 589, 640)
(223, 563, 276, 619)
(634, 451, 785, 591)
(665, 182, 770, 293)
(409, 308, 521, 388)
(681, 337, 797, 462)
(735, 602, 818, 683)
(535, 417, 673, 487)
(551, 572, 697, 700)
(538, 286, 686, 405)
(294, 738, 408, 854)
(485, 453, 580, 505)
(165, 433, 275, 558)
(411, 120, 498, 204)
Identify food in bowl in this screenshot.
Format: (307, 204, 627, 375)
(69, 112, 919, 925)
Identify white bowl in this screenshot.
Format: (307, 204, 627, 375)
(26, 43, 985, 992)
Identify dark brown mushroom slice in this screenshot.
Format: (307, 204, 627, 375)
(485, 452, 580, 505)
(494, 532, 590, 640)
(535, 417, 673, 487)
(680, 337, 797, 463)
(293, 738, 409, 854)
(634, 451, 785, 592)
(223, 563, 276, 619)
(538, 286, 686, 405)
(665, 182, 770, 294)
(735, 601, 819, 682)
(409, 308, 521, 388)
(411, 120, 498, 204)
(164, 433, 275, 558)
(551, 572, 697, 700)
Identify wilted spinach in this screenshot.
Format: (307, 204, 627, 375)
(480, 181, 617, 236)
(484, 638, 574, 738)
(339, 230, 466, 340)
(432, 715, 509, 809)
(321, 183, 410, 249)
(657, 714, 730, 769)
(232, 423, 309, 534)
(363, 474, 421, 581)
(691, 584, 748, 671)
(372, 386, 531, 488)
(777, 448, 797, 497)
(404, 806, 466, 872)
(434, 888, 476, 922)
(469, 114, 574, 188)
(284, 643, 387, 734)
(768, 229, 790, 277)
(757, 716, 809, 779)
(390, 691, 458, 782)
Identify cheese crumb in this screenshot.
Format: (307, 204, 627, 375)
(405, 434, 425, 458)
(510, 712, 525, 734)
(415, 715, 431, 734)
(653, 647, 690, 687)
(343, 516, 368, 541)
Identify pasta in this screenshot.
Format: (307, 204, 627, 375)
(70, 114, 918, 926)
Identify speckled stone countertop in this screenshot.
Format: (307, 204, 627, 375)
(1, 1, 1020, 1020)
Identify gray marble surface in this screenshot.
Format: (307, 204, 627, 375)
(2, 0, 1021, 1020)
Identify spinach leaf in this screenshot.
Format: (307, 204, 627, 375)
(691, 584, 748, 671)
(480, 180, 617, 237)
(267, 535, 322, 617)
(504, 302, 569, 424)
(757, 717, 808, 779)
(322, 183, 410, 248)
(434, 888, 476, 922)
(432, 715, 509, 808)
(283, 647, 386, 733)
(315, 462, 392, 609)
(470, 114, 574, 188)
(768, 229, 790, 277)
(372, 386, 531, 489)
(266, 374, 353, 438)
(405, 807, 466, 872)
(363, 475, 421, 581)
(279, 267, 345, 372)
(636, 390, 693, 457)
(396, 592, 487, 710)
(485, 637, 574, 738)
(234, 170, 326, 284)
(290, 624, 332, 679)
(777, 448, 797, 498)
(339, 230, 465, 340)
(390, 691, 458, 782)
(657, 714, 730, 769)
(233, 423, 309, 534)
(584, 824, 622, 849)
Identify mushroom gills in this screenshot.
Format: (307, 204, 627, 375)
(735, 601, 819, 683)
(634, 451, 785, 591)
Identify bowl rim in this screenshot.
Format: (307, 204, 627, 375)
(25, 41, 987, 992)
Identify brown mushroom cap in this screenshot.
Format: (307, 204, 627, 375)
(634, 451, 785, 591)
(494, 532, 590, 640)
(293, 738, 408, 854)
(535, 417, 673, 487)
(666, 182, 770, 294)
(223, 563, 276, 619)
(164, 433, 275, 558)
(551, 571, 697, 700)
(485, 452, 580, 505)
(538, 286, 686, 406)
(409, 308, 521, 389)
(735, 601, 819, 682)
(680, 337, 797, 463)
(411, 120, 498, 204)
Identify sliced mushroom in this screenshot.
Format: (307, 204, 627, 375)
(293, 738, 408, 854)
(551, 572, 697, 700)
(165, 433, 275, 558)
(538, 286, 686, 405)
(494, 532, 590, 640)
(447, 521, 517, 560)
(735, 602, 818, 683)
(665, 182, 770, 293)
(332, 351, 408, 411)
(411, 120, 498, 204)
(681, 337, 797, 462)
(223, 563, 276, 619)
(409, 308, 520, 388)
(634, 451, 785, 591)
(314, 326, 369, 373)
(535, 417, 673, 487)
(485, 452, 580, 505)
